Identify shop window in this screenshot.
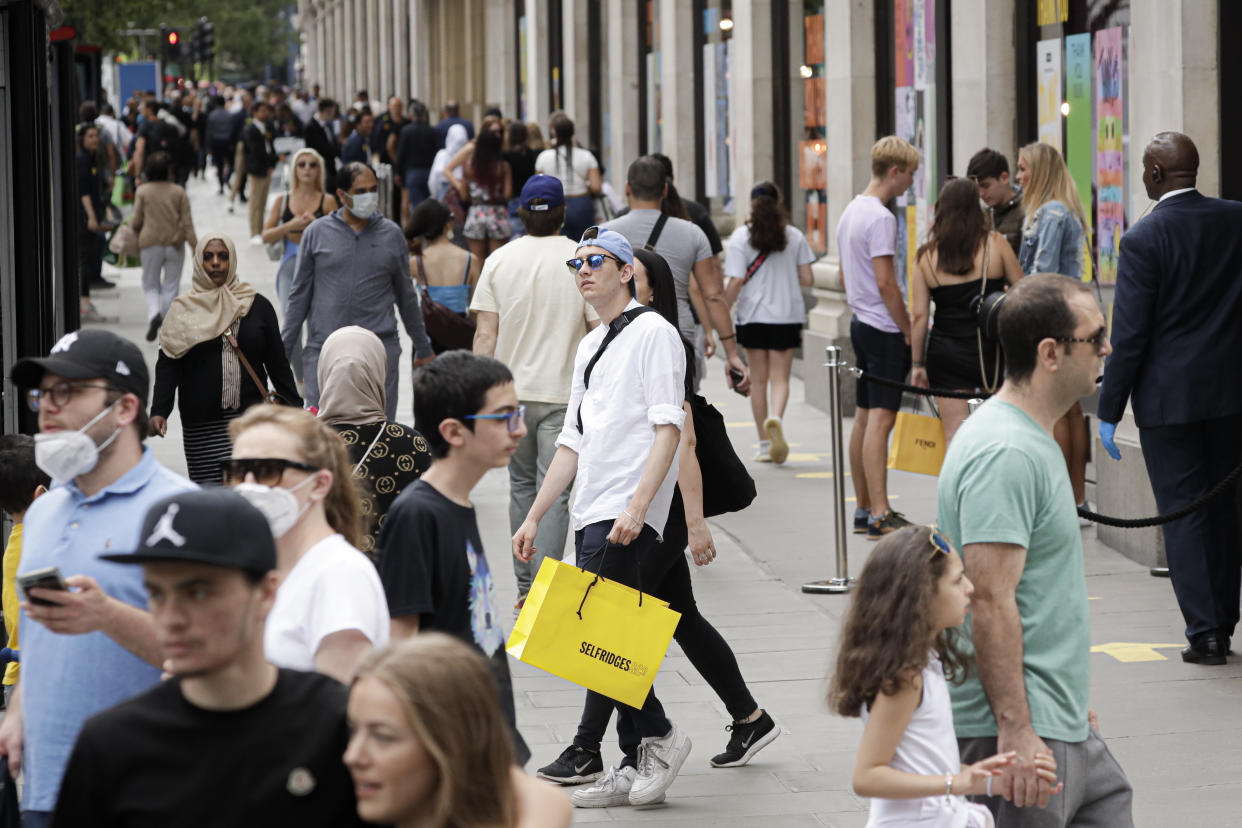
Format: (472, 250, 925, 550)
(637, 0, 661, 155)
(699, 0, 733, 213)
(799, 2, 827, 253)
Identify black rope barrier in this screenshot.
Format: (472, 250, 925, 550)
(848, 365, 1242, 528)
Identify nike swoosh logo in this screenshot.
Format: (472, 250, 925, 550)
(740, 733, 755, 749)
(574, 761, 594, 774)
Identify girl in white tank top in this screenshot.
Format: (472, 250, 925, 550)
(827, 526, 1062, 827)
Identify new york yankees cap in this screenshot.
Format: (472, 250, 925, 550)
(100, 489, 277, 575)
(11, 329, 149, 403)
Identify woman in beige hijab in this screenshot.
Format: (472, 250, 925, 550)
(317, 326, 431, 557)
(150, 231, 301, 484)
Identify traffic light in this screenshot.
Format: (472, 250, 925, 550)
(196, 18, 215, 65)
(165, 27, 181, 60)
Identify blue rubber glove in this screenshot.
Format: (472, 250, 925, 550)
(1099, 420, 1121, 461)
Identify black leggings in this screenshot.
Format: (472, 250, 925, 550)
(573, 489, 757, 756)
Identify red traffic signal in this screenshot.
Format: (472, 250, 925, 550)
(167, 30, 179, 46)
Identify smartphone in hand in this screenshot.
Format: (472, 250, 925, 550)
(728, 367, 749, 397)
(17, 567, 68, 606)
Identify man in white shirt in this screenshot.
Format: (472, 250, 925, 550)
(512, 228, 691, 810)
(471, 175, 599, 611)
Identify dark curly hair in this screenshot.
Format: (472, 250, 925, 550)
(746, 181, 789, 254)
(916, 177, 989, 276)
(828, 525, 970, 717)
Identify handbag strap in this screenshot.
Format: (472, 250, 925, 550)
(352, 425, 386, 476)
(975, 234, 1001, 393)
(224, 330, 275, 402)
(644, 213, 670, 251)
(742, 250, 770, 283)
(575, 306, 657, 433)
(413, 254, 429, 288)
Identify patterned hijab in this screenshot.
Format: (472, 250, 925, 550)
(316, 326, 388, 426)
(159, 232, 257, 409)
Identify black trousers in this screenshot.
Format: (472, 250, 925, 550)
(1139, 414, 1242, 642)
(209, 140, 232, 190)
(573, 492, 757, 763)
(572, 519, 673, 768)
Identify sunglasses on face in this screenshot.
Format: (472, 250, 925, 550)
(221, 457, 319, 486)
(565, 254, 625, 275)
(1055, 327, 1108, 355)
(26, 381, 119, 412)
(463, 404, 526, 433)
(296, 160, 320, 169)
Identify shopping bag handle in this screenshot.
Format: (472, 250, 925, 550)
(576, 537, 645, 620)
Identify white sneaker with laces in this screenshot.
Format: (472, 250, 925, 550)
(570, 765, 640, 808)
(754, 440, 772, 462)
(629, 723, 691, 805)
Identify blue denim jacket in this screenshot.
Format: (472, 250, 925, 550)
(1019, 200, 1085, 278)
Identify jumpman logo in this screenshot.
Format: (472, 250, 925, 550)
(146, 504, 187, 547)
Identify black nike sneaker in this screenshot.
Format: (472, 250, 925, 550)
(536, 744, 604, 785)
(710, 710, 780, 768)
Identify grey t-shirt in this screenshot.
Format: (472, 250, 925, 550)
(603, 209, 713, 343)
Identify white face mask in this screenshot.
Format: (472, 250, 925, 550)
(233, 475, 317, 538)
(34, 399, 123, 483)
(346, 192, 378, 219)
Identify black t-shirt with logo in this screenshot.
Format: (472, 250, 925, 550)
(52, 669, 367, 827)
(377, 480, 531, 765)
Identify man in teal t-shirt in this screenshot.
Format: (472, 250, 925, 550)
(937, 275, 1133, 827)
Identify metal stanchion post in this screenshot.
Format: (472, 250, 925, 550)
(803, 346, 855, 594)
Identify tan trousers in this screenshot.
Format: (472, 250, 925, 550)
(248, 174, 271, 238)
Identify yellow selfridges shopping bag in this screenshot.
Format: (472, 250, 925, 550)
(506, 557, 681, 708)
(887, 398, 946, 476)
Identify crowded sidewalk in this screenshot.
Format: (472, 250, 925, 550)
(75, 172, 1241, 826)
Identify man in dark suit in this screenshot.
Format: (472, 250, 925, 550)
(303, 97, 341, 193)
(1097, 131, 1242, 665)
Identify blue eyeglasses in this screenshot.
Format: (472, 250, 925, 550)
(566, 253, 625, 274)
(464, 404, 526, 433)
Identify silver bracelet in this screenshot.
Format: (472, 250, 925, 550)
(946, 774, 953, 796)
(986, 775, 993, 797)
(622, 510, 640, 527)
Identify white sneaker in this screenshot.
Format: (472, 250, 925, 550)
(570, 765, 639, 808)
(754, 440, 772, 462)
(764, 417, 789, 464)
(1078, 500, 1094, 529)
(629, 723, 692, 805)
(250, 235, 263, 246)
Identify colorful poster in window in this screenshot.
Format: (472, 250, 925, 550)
(803, 77, 825, 127)
(1095, 27, 1125, 285)
(1038, 0, 1069, 26)
(892, 0, 937, 288)
(798, 139, 827, 190)
(1065, 33, 1092, 229)
(805, 12, 824, 64)
(1037, 38, 1063, 152)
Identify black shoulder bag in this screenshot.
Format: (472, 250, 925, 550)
(690, 394, 756, 517)
(575, 306, 657, 434)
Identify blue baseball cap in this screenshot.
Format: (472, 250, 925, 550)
(577, 227, 633, 267)
(520, 174, 565, 211)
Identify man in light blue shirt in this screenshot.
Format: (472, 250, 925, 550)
(2, 329, 194, 827)
(282, 162, 435, 417)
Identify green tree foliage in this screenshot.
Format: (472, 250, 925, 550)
(60, 0, 295, 79)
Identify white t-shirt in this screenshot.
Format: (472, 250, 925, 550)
(835, 194, 904, 334)
(469, 234, 599, 404)
(724, 224, 815, 326)
(557, 300, 686, 535)
(264, 534, 391, 672)
(534, 147, 598, 197)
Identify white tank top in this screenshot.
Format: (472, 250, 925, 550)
(861, 654, 977, 828)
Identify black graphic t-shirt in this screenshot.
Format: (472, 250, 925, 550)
(377, 480, 530, 765)
(333, 421, 432, 558)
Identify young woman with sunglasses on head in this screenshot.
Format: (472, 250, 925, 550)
(262, 147, 338, 386)
(226, 406, 389, 684)
(829, 525, 1061, 827)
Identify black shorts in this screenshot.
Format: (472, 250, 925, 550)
(850, 315, 910, 411)
(737, 322, 802, 351)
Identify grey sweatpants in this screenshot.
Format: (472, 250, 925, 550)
(958, 728, 1133, 828)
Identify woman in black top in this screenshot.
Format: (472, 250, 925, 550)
(909, 178, 1023, 445)
(316, 325, 432, 558)
(150, 232, 301, 484)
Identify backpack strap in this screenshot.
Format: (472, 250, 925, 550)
(644, 213, 670, 251)
(575, 306, 657, 433)
(742, 250, 770, 283)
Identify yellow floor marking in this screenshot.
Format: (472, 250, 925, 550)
(1090, 642, 1184, 663)
(795, 471, 853, 479)
(726, 422, 754, 428)
(1088, 596, 1101, 601)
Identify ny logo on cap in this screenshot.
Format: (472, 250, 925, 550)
(115, 361, 131, 376)
(146, 504, 187, 548)
(51, 332, 80, 354)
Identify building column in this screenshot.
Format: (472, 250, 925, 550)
(392, 0, 407, 101)
(732, 0, 775, 201)
(376, 0, 392, 103)
(803, 0, 875, 413)
(485, 0, 518, 118)
(343, 0, 356, 102)
(409, 0, 430, 104)
(522, 0, 551, 124)
(605, 0, 639, 191)
(366, 0, 380, 102)
(335, 1, 347, 102)
(561, 0, 591, 136)
(657, 0, 696, 193)
(949, 0, 1016, 172)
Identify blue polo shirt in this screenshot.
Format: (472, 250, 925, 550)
(18, 448, 194, 812)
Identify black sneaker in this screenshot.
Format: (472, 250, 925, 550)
(867, 509, 911, 541)
(853, 513, 869, 534)
(710, 710, 780, 768)
(536, 745, 604, 785)
(145, 313, 162, 342)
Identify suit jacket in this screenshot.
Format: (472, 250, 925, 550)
(303, 117, 339, 193)
(241, 121, 276, 177)
(1098, 190, 1242, 427)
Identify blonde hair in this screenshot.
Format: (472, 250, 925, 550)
(228, 406, 362, 548)
(289, 147, 326, 198)
(871, 135, 920, 178)
(354, 634, 518, 827)
(524, 121, 546, 152)
(1018, 142, 1088, 232)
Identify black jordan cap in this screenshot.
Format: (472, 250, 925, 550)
(100, 489, 277, 575)
(11, 329, 149, 403)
